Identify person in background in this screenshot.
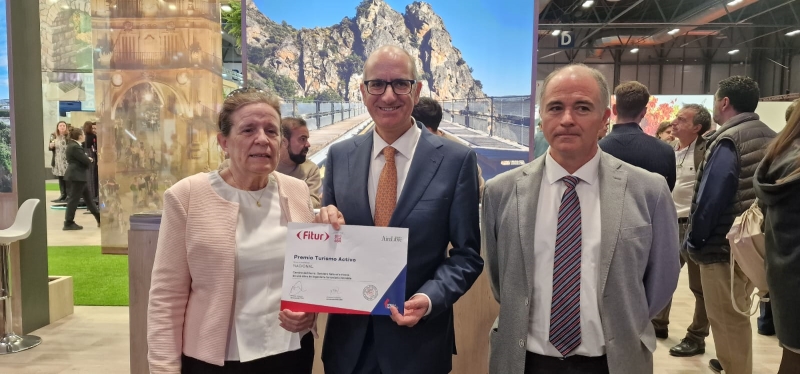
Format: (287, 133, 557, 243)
(49, 121, 69, 202)
(754, 97, 800, 374)
(651, 104, 712, 357)
(412, 96, 484, 198)
(533, 119, 549, 159)
(599, 81, 676, 191)
(597, 119, 610, 140)
(83, 121, 99, 201)
(656, 121, 675, 142)
(755, 101, 798, 338)
(147, 88, 344, 374)
(276, 117, 322, 208)
(683, 76, 776, 374)
(485, 64, 679, 374)
(63, 127, 100, 230)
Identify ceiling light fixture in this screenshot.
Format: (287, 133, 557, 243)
(728, 0, 743, 6)
(221, 5, 233, 12)
(582, 1, 594, 8)
(728, 49, 740, 55)
(552, 30, 561, 36)
(786, 30, 800, 36)
(630, 48, 639, 53)
(668, 28, 681, 35)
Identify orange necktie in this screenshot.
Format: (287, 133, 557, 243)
(374, 146, 397, 227)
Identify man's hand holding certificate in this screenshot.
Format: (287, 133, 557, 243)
(281, 223, 408, 316)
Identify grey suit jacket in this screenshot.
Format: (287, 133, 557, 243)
(483, 151, 680, 374)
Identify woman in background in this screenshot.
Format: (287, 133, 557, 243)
(148, 89, 344, 374)
(754, 98, 800, 374)
(49, 121, 69, 202)
(63, 127, 100, 230)
(656, 120, 675, 142)
(83, 121, 99, 201)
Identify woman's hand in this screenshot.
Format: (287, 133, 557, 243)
(314, 205, 345, 230)
(278, 310, 315, 332)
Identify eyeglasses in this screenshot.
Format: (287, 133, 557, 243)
(226, 87, 265, 98)
(363, 79, 416, 95)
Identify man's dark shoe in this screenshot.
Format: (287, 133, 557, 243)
(655, 329, 668, 339)
(709, 359, 723, 373)
(758, 327, 775, 336)
(669, 338, 705, 357)
(63, 221, 83, 231)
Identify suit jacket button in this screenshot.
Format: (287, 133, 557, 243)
(519, 339, 525, 348)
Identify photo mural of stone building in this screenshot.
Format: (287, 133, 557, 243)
(40, 0, 95, 169)
(91, 0, 224, 251)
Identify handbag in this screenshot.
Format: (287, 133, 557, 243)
(726, 199, 769, 316)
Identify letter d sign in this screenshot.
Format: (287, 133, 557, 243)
(558, 31, 575, 49)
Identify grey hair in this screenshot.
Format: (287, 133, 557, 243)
(683, 103, 712, 134)
(539, 63, 610, 109)
(363, 45, 420, 81)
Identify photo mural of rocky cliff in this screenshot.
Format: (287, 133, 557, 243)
(245, 0, 485, 101)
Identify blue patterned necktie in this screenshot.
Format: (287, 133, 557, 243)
(549, 175, 582, 357)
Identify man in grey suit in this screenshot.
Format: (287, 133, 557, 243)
(483, 64, 680, 374)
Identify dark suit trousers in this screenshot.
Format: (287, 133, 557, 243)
(352, 320, 382, 374)
(524, 352, 609, 374)
(181, 332, 314, 374)
(65, 180, 99, 222)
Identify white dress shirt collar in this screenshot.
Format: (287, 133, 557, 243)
(544, 149, 601, 186)
(372, 121, 422, 160)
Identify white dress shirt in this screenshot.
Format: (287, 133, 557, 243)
(368, 123, 432, 315)
(368, 124, 421, 216)
(208, 172, 302, 362)
(673, 139, 697, 218)
(527, 150, 605, 357)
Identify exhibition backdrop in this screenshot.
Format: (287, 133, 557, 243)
(0, 0, 10, 193)
(244, 0, 534, 181)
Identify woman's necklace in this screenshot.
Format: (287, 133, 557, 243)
(228, 169, 267, 207)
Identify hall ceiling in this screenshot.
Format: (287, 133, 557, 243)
(538, 0, 800, 52)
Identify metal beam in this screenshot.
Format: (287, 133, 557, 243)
(680, 0, 799, 47)
(539, 22, 800, 28)
(576, 0, 646, 45)
(654, 1, 669, 23)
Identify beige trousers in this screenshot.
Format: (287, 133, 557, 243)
(700, 261, 755, 374)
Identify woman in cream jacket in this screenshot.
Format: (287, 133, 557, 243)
(148, 89, 343, 374)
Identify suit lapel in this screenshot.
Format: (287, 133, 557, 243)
(347, 132, 375, 226)
(693, 138, 706, 170)
(391, 130, 443, 226)
(517, 158, 545, 293)
(598, 153, 627, 298)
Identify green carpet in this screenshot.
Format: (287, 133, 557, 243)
(48, 246, 129, 306)
(45, 182, 59, 191)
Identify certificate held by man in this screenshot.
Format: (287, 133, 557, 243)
(281, 222, 408, 316)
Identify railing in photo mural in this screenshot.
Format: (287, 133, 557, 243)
(279, 99, 367, 130)
(440, 95, 534, 147)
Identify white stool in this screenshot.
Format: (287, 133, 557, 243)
(0, 199, 42, 354)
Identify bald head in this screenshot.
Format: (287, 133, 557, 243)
(540, 64, 610, 110)
(363, 45, 419, 81)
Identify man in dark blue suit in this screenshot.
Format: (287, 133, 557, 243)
(599, 81, 676, 191)
(321, 45, 483, 374)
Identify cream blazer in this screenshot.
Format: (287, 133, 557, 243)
(147, 172, 315, 373)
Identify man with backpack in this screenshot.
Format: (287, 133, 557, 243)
(683, 76, 776, 374)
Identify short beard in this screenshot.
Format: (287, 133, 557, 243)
(288, 148, 308, 164)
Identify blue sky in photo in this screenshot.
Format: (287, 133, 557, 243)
(251, 0, 534, 97)
(0, 0, 8, 100)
